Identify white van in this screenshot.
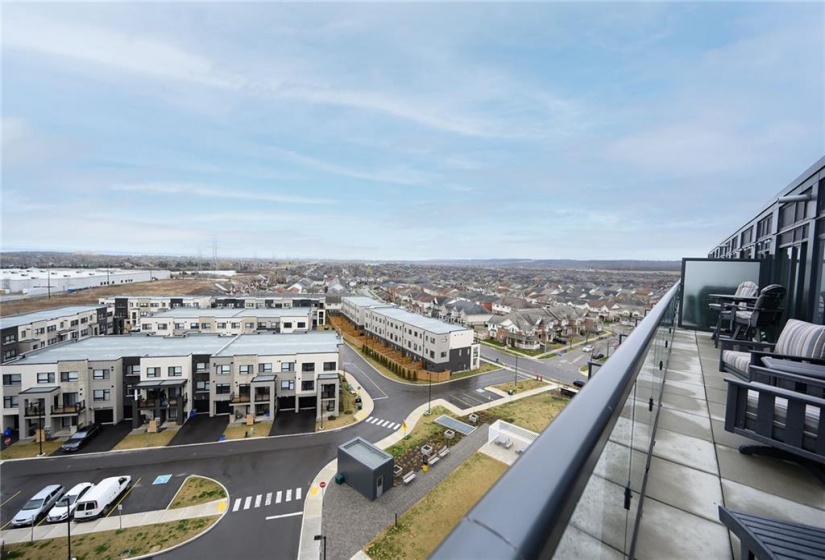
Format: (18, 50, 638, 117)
(74, 476, 131, 520)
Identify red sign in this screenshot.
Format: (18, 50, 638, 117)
(319, 481, 326, 488)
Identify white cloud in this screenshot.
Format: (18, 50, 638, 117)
(110, 183, 337, 205)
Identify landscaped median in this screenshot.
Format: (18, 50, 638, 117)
(168, 475, 227, 509)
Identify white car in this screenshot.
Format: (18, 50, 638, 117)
(582, 345, 593, 352)
(47, 482, 94, 523)
(11, 485, 65, 527)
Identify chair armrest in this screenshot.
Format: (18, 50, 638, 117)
(725, 375, 825, 406)
(718, 337, 776, 352)
(749, 364, 825, 390)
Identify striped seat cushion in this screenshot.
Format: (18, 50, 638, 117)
(722, 350, 751, 374)
(774, 319, 825, 359)
(736, 281, 759, 298)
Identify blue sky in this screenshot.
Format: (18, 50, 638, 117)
(2, 3, 823, 261)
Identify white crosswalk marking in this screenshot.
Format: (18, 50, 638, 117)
(389, 422, 400, 430)
(265, 492, 272, 506)
(233, 498, 241, 512)
(286, 489, 292, 502)
(380, 420, 390, 427)
(255, 494, 262, 508)
(296, 487, 302, 500)
(367, 417, 377, 424)
(243, 496, 251, 510)
(276, 491, 282, 504)
(232, 487, 304, 514)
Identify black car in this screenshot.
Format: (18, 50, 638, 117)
(60, 424, 101, 452)
(553, 337, 568, 344)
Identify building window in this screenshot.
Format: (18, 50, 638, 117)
(168, 366, 182, 377)
(60, 371, 79, 382)
(323, 361, 336, 371)
(297, 322, 306, 329)
(157, 323, 168, 331)
(4, 349, 17, 360)
(93, 389, 110, 401)
(280, 380, 295, 391)
(93, 369, 108, 380)
(3, 334, 15, 344)
(37, 372, 55, 384)
(441, 351, 447, 358)
(257, 322, 267, 329)
(146, 367, 160, 378)
(47, 325, 57, 332)
(301, 380, 314, 391)
(127, 365, 141, 375)
(3, 396, 19, 408)
(3, 374, 21, 385)
(301, 363, 315, 373)
(201, 323, 210, 330)
(196, 381, 209, 392)
(175, 323, 185, 330)
(231, 322, 240, 329)
(190, 322, 199, 329)
(216, 383, 230, 395)
(283, 322, 293, 328)
(245, 322, 255, 329)
(196, 363, 208, 373)
(281, 362, 294, 372)
(217, 365, 231, 375)
(239, 365, 252, 375)
(259, 363, 273, 373)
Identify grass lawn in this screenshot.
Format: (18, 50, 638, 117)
(168, 476, 226, 509)
(112, 429, 177, 450)
(317, 384, 357, 431)
(491, 378, 548, 395)
(222, 421, 272, 441)
(0, 440, 63, 460)
(473, 392, 569, 433)
(366, 453, 508, 560)
(3, 516, 217, 560)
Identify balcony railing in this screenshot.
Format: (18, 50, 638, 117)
(433, 282, 680, 559)
(24, 406, 44, 417)
(51, 400, 85, 415)
(230, 392, 251, 404)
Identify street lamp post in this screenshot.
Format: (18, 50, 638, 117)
(37, 401, 44, 457)
(66, 514, 71, 560)
(514, 354, 518, 388)
(427, 371, 432, 414)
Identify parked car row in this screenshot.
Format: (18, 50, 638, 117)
(10, 475, 131, 527)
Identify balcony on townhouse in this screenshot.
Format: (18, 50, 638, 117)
(51, 399, 85, 415)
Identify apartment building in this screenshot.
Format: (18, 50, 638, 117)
(98, 295, 213, 333)
(341, 296, 393, 329)
(0, 306, 109, 364)
(342, 296, 478, 372)
(213, 295, 332, 328)
(138, 308, 314, 336)
(0, 332, 342, 439)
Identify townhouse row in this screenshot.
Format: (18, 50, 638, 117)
(136, 308, 315, 336)
(0, 332, 342, 440)
(342, 296, 480, 372)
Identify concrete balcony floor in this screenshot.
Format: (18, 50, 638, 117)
(635, 329, 825, 559)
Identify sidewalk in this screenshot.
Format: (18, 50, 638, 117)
(0, 498, 227, 544)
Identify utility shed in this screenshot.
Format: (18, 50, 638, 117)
(337, 437, 394, 501)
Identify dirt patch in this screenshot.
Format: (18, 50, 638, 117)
(0, 279, 218, 316)
(0, 439, 64, 460)
(491, 378, 548, 394)
(112, 429, 177, 450)
(222, 421, 272, 440)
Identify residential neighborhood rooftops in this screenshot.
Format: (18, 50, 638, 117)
(343, 296, 391, 308)
(373, 306, 468, 334)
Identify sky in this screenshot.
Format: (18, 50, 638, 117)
(2, 3, 823, 262)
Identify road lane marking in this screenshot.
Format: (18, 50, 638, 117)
(389, 422, 400, 430)
(233, 498, 241, 512)
(0, 491, 21, 508)
(286, 489, 292, 502)
(296, 487, 302, 500)
(276, 491, 282, 503)
(244, 496, 251, 510)
(265, 511, 302, 521)
(254, 494, 261, 508)
(265, 493, 272, 506)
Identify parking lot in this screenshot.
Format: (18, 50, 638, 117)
(444, 387, 503, 410)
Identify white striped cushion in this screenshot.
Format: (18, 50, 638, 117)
(722, 350, 751, 374)
(774, 319, 825, 359)
(735, 281, 759, 298)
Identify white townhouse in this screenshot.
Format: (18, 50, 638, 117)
(0, 332, 342, 440)
(0, 306, 109, 363)
(98, 295, 213, 334)
(138, 308, 314, 336)
(341, 296, 393, 329)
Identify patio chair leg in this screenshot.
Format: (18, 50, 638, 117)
(739, 445, 825, 485)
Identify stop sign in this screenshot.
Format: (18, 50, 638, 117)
(320, 481, 326, 488)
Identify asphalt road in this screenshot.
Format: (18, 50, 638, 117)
(0, 346, 534, 559)
(479, 345, 587, 386)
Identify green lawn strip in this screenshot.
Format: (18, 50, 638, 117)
(112, 430, 177, 450)
(3, 517, 217, 560)
(168, 476, 226, 509)
(491, 378, 548, 395)
(222, 422, 272, 441)
(467, 391, 569, 434)
(365, 453, 508, 560)
(0, 440, 63, 460)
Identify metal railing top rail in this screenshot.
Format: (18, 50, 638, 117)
(432, 282, 680, 560)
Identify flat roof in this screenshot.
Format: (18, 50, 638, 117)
(343, 296, 391, 308)
(0, 306, 104, 331)
(19, 385, 60, 394)
(149, 308, 311, 319)
(216, 332, 340, 357)
(251, 375, 277, 383)
(135, 380, 187, 388)
(371, 307, 468, 334)
(340, 437, 392, 469)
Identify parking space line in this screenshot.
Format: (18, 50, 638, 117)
(0, 519, 12, 531)
(265, 511, 302, 521)
(243, 496, 251, 510)
(286, 489, 292, 502)
(107, 476, 141, 517)
(296, 488, 302, 500)
(232, 498, 241, 512)
(0, 490, 21, 508)
(254, 494, 261, 508)
(265, 493, 272, 506)
(276, 491, 282, 504)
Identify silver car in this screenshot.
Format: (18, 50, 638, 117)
(47, 482, 94, 522)
(11, 484, 65, 527)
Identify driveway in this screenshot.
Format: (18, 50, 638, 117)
(50, 421, 133, 456)
(269, 410, 315, 436)
(168, 415, 229, 446)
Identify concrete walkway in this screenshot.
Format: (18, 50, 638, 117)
(0, 498, 227, 544)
